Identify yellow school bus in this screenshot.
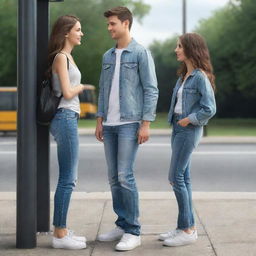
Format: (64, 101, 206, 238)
(0, 87, 17, 131)
(79, 84, 97, 119)
(0, 85, 97, 132)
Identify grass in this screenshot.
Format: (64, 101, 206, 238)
(205, 118, 256, 136)
(78, 113, 256, 136)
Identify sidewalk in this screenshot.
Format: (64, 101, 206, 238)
(1, 192, 256, 256)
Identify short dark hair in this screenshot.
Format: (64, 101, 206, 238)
(104, 6, 133, 30)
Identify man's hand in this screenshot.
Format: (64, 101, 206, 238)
(177, 117, 190, 127)
(138, 121, 150, 144)
(95, 117, 103, 142)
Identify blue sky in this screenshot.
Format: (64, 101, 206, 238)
(131, 0, 230, 46)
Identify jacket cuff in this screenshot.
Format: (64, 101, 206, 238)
(142, 113, 156, 122)
(96, 112, 104, 118)
(188, 113, 199, 126)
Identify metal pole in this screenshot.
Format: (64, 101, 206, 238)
(17, 0, 37, 249)
(182, 0, 186, 34)
(37, 0, 50, 233)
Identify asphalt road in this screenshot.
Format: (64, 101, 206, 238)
(0, 135, 255, 192)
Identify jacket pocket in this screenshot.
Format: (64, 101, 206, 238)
(123, 62, 138, 81)
(184, 88, 197, 94)
(124, 63, 138, 69)
(103, 64, 111, 70)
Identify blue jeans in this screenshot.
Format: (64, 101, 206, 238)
(103, 123, 140, 236)
(169, 116, 203, 230)
(50, 108, 79, 228)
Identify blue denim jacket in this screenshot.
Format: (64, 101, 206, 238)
(168, 69, 216, 126)
(96, 39, 158, 122)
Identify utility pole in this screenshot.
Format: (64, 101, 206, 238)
(182, 0, 187, 34)
(17, 0, 37, 248)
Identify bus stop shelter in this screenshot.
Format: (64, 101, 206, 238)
(17, 0, 63, 249)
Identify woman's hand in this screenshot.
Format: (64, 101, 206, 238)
(95, 117, 103, 142)
(82, 84, 95, 90)
(178, 117, 190, 127)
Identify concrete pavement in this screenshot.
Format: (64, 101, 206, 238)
(1, 192, 256, 256)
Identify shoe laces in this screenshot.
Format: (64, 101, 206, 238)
(120, 234, 132, 243)
(167, 229, 179, 238)
(67, 230, 76, 237)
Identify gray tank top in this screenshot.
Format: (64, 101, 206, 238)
(52, 53, 82, 114)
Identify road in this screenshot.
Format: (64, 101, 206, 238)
(0, 135, 255, 192)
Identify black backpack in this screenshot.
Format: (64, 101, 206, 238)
(37, 55, 69, 126)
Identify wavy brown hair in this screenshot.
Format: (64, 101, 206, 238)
(178, 33, 216, 91)
(46, 15, 80, 77)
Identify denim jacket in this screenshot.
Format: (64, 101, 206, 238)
(96, 39, 158, 122)
(168, 69, 216, 126)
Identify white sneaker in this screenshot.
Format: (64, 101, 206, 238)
(115, 233, 141, 251)
(52, 235, 86, 249)
(67, 230, 86, 243)
(163, 230, 197, 247)
(97, 226, 124, 242)
(159, 229, 180, 241)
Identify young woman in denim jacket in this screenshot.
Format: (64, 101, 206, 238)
(47, 15, 88, 250)
(159, 33, 216, 247)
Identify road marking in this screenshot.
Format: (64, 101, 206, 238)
(193, 151, 256, 155)
(0, 150, 256, 155)
(0, 142, 16, 145)
(1, 142, 255, 155)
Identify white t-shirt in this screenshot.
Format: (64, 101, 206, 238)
(104, 48, 139, 126)
(174, 80, 185, 114)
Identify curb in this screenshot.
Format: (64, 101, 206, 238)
(2, 191, 256, 200)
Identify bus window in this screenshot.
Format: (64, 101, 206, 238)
(0, 92, 17, 110)
(0, 87, 17, 132)
(79, 85, 97, 119)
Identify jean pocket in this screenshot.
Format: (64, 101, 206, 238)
(66, 111, 78, 120)
(50, 118, 58, 138)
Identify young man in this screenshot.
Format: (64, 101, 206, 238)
(95, 6, 158, 251)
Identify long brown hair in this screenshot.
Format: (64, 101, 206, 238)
(46, 15, 80, 77)
(178, 33, 216, 91)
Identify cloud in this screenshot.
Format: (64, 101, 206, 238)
(131, 0, 230, 46)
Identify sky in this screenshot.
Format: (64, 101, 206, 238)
(131, 0, 230, 47)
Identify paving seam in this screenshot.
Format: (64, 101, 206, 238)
(90, 199, 107, 256)
(194, 206, 218, 256)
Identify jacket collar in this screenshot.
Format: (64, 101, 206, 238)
(110, 38, 137, 54)
(190, 68, 201, 76)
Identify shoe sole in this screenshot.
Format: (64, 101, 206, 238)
(159, 236, 171, 241)
(52, 246, 86, 250)
(97, 236, 123, 242)
(52, 244, 86, 249)
(72, 238, 86, 243)
(115, 242, 141, 251)
(97, 234, 124, 242)
(163, 239, 197, 247)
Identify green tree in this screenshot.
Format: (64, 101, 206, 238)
(150, 0, 256, 117)
(0, 0, 17, 86)
(149, 37, 178, 112)
(0, 0, 150, 88)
